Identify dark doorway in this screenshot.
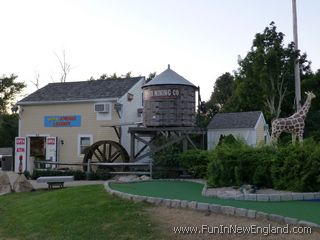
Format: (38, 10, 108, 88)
(29, 137, 46, 161)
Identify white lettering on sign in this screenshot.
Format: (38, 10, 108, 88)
(47, 138, 55, 145)
(16, 138, 25, 144)
(147, 89, 180, 98)
(16, 148, 25, 152)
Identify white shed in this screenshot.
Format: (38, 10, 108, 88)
(207, 111, 270, 149)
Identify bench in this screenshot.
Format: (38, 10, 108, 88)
(36, 176, 74, 189)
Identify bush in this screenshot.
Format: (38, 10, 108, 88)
(178, 149, 209, 178)
(31, 169, 87, 180)
(206, 138, 320, 192)
(271, 139, 320, 191)
(207, 141, 261, 187)
(96, 167, 111, 180)
(152, 137, 182, 179)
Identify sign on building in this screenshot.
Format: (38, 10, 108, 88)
(14, 137, 26, 173)
(44, 115, 81, 127)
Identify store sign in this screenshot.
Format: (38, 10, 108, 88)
(144, 88, 180, 99)
(44, 115, 81, 127)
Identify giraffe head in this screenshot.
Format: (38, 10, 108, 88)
(305, 91, 316, 100)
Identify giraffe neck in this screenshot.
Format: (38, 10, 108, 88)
(299, 97, 312, 118)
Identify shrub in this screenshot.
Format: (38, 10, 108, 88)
(31, 169, 86, 180)
(207, 141, 255, 187)
(178, 149, 209, 178)
(152, 137, 182, 179)
(271, 139, 320, 191)
(206, 138, 320, 192)
(96, 167, 112, 180)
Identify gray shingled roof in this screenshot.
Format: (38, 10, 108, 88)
(143, 65, 196, 88)
(207, 111, 262, 129)
(18, 77, 143, 104)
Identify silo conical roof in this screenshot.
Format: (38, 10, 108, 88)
(143, 65, 197, 88)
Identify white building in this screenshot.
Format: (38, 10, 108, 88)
(15, 77, 145, 173)
(207, 111, 270, 149)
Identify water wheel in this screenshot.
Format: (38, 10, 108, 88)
(83, 140, 129, 171)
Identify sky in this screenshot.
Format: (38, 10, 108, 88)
(1, 0, 320, 102)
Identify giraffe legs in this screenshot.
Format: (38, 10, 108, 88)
(271, 132, 280, 144)
(297, 130, 304, 144)
(292, 133, 296, 145)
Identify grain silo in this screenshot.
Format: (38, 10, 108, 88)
(142, 65, 198, 127)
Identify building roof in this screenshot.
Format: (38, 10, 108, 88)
(18, 77, 143, 105)
(143, 65, 196, 88)
(207, 111, 263, 129)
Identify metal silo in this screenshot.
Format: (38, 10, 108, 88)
(142, 65, 197, 127)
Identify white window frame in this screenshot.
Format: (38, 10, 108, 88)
(78, 134, 93, 157)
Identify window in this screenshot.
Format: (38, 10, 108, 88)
(78, 135, 93, 156)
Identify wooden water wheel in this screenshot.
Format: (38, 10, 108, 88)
(83, 140, 129, 171)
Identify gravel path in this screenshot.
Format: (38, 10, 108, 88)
(149, 206, 320, 240)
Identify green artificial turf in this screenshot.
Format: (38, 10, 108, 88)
(0, 185, 167, 240)
(111, 180, 320, 224)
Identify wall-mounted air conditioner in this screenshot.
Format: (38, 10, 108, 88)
(94, 103, 110, 113)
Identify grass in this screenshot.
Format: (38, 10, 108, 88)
(111, 180, 320, 224)
(0, 185, 167, 240)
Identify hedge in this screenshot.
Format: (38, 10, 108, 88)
(206, 139, 320, 192)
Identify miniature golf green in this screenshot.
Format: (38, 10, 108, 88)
(110, 180, 320, 224)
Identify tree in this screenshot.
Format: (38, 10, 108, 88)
(89, 72, 157, 81)
(198, 72, 234, 127)
(147, 72, 156, 82)
(209, 72, 234, 109)
(302, 69, 320, 141)
(224, 22, 311, 121)
(0, 114, 18, 147)
(54, 49, 72, 83)
(0, 74, 26, 114)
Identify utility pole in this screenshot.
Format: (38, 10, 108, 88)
(292, 0, 301, 109)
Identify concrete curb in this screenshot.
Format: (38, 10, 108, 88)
(202, 181, 320, 202)
(104, 180, 320, 230)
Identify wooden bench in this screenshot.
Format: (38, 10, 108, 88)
(36, 176, 74, 189)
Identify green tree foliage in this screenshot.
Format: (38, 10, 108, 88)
(200, 72, 234, 127)
(206, 139, 320, 191)
(224, 22, 311, 122)
(0, 114, 19, 147)
(209, 72, 234, 109)
(146, 72, 156, 82)
(0, 74, 25, 114)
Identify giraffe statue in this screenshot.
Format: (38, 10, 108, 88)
(271, 91, 316, 144)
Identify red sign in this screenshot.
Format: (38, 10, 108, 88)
(47, 138, 56, 145)
(16, 138, 25, 144)
(16, 148, 25, 152)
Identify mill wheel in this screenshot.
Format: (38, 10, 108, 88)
(83, 140, 129, 171)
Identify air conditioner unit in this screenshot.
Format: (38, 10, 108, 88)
(137, 108, 143, 117)
(94, 103, 110, 113)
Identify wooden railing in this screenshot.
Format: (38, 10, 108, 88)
(33, 160, 152, 177)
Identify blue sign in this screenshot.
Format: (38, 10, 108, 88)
(44, 115, 81, 127)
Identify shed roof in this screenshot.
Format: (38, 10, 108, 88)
(18, 77, 143, 105)
(143, 65, 196, 88)
(207, 111, 263, 129)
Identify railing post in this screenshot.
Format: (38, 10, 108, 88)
(86, 159, 91, 180)
(149, 159, 153, 179)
